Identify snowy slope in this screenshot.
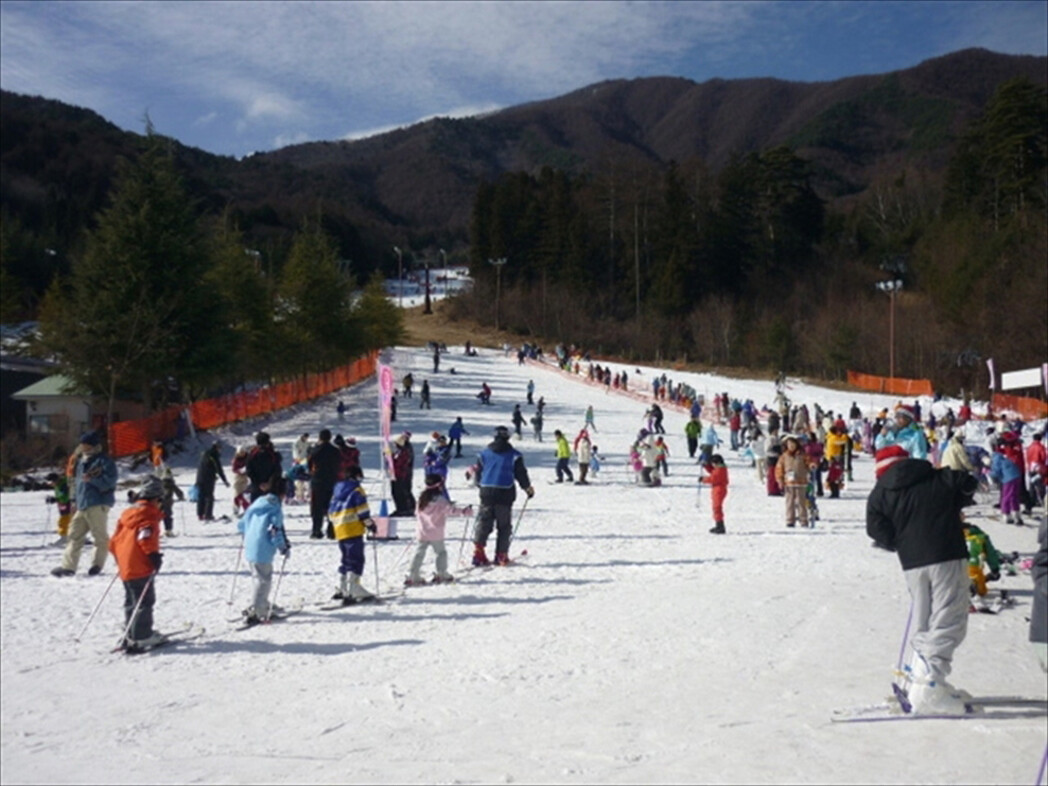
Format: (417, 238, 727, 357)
(1, 346, 1045, 786)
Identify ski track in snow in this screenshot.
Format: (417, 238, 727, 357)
(2, 345, 1046, 785)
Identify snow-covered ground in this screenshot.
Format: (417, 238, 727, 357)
(1, 346, 1045, 786)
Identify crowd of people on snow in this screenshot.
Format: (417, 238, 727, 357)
(30, 342, 1046, 690)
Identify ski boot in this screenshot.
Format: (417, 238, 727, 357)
(431, 573, 454, 584)
(494, 552, 510, 566)
(347, 573, 375, 602)
(472, 545, 490, 567)
(331, 573, 349, 600)
(709, 521, 726, 534)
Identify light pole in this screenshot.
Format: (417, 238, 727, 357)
(393, 246, 403, 309)
(423, 253, 432, 314)
(875, 279, 904, 382)
(489, 257, 507, 332)
(439, 248, 448, 299)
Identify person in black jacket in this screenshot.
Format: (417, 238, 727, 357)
(195, 441, 230, 521)
(246, 432, 282, 502)
(866, 444, 978, 716)
(308, 429, 342, 539)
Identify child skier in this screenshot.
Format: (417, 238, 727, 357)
(405, 474, 472, 586)
(236, 477, 291, 624)
(328, 465, 378, 604)
(231, 445, 251, 516)
(109, 476, 165, 652)
(700, 454, 729, 534)
(45, 472, 73, 547)
(160, 467, 185, 537)
(964, 521, 1002, 610)
(654, 436, 670, 477)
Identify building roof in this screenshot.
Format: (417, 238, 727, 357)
(10, 374, 85, 399)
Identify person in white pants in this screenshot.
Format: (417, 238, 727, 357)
(866, 444, 978, 715)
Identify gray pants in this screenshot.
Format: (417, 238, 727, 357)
(904, 558, 969, 679)
(248, 562, 273, 616)
(409, 540, 448, 580)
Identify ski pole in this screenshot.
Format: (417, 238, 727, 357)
(457, 506, 482, 566)
(895, 599, 914, 675)
(75, 571, 120, 642)
(1035, 742, 1047, 786)
(511, 496, 531, 539)
(117, 573, 156, 648)
(265, 554, 288, 622)
(372, 536, 380, 594)
(227, 538, 244, 606)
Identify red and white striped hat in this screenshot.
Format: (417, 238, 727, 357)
(875, 445, 910, 478)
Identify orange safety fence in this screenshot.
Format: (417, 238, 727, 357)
(108, 353, 378, 459)
(991, 392, 1048, 420)
(846, 370, 934, 397)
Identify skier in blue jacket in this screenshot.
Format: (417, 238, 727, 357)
(236, 477, 290, 624)
(468, 426, 534, 566)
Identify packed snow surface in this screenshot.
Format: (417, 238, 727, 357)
(2, 346, 1045, 785)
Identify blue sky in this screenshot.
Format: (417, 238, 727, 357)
(2, 0, 1045, 159)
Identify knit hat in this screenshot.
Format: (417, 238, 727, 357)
(894, 406, 916, 422)
(138, 475, 165, 500)
(875, 445, 909, 478)
(79, 431, 101, 446)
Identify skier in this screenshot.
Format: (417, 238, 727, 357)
(231, 445, 251, 516)
(553, 430, 574, 483)
(402, 373, 414, 398)
(989, 432, 1024, 525)
(699, 454, 729, 534)
(245, 432, 282, 502)
(468, 426, 535, 566)
(512, 404, 526, 438)
(195, 441, 229, 522)
(1026, 432, 1046, 508)
(433, 345, 440, 374)
(419, 379, 431, 409)
(654, 436, 670, 477)
(337, 400, 346, 421)
(526, 380, 535, 406)
(159, 468, 185, 537)
(866, 444, 977, 715)
(584, 405, 597, 433)
(52, 431, 117, 577)
(531, 410, 544, 442)
(333, 434, 360, 480)
(699, 423, 721, 466)
(765, 432, 783, 497)
(775, 435, 811, 528)
(291, 433, 311, 502)
(390, 432, 416, 516)
(405, 474, 472, 586)
(575, 429, 593, 485)
(963, 522, 1001, 609)
(684, 417, 701, 459)
(875, 405, 929, 460)
(308, 429, 342, 539)
(44, 471, 72, 547)
(109, 475, 165, 651)
(236, 476, 291, 624)
(448, 417, 469, 458)
(476, 382, 492, 405)
(328, 465, 378, 604)
(636, 430, 659, 486)
(650, 403, 665, 435)
(422, 434, 452, 496)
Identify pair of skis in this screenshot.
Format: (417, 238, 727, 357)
(111, 622, 205, 654)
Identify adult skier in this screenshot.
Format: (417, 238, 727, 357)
(469, 426, 534, 566)
(52, 431, 117, 578)
(866, 444, 977, 715)
(308, 429, 342, 539)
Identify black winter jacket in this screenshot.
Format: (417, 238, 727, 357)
(866, 459, 976, 570)
(308, 442, 342, 488)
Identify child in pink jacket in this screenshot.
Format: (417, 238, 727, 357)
(405, 474, 472, 586)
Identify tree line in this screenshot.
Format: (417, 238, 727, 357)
(30, 129, 403, 423)
(454, 78, 1046, 396)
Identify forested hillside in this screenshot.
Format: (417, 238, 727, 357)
(1, 48, 1045, 398)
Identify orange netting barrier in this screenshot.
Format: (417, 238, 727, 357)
(108, 353, 378, 458)
(847, 370, 934, 397)
(991, 392, 1048, 420)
